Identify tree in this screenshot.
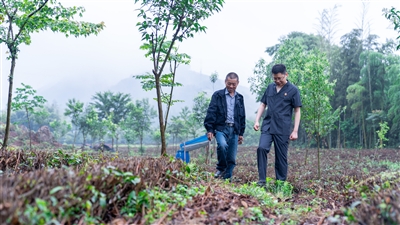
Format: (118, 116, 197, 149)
(346, 82, 368, 148)
(331, 29, 363, 148)
(85, 107, 103, 147)
(210, 71, 218, 91)
(121, 115, 136, 152)
(64, 98, 84, 148)
(49, 119, 71, 144)
(249, 58, 272, 101)
(134, 0, 224, 156)
(32, 107, 50, 129)
(0, 0, 104, 149)
(11, 83, 46, 150)
(168, 115, 186, 147)
(91, 91, 131, 123)
(103, 113, 118, 151)
(359, 50, 386, 148)
(78, 106, 99, 148)
(386, 58, 400, 145)
(384, 7, 400, 50)
(302, 50, 340, 178)
(30, 102, 61, 130)
(122, 99, 156, 152)
(91, 91, 132, 149)
(191, 91, 210, 136)
(315, 4, 341, 52)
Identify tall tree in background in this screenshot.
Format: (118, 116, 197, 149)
(333, 29, 363, 148)
(134, 0, 224, 155)
(315, 4, 341, 148)
(386, 55, 400, 145)
(78, 106, 99, 148)
(91, 91, 131, 148)
(12, 83, 47, 150)
(168, 115, 186, 147)
(359, 49, 386, 147)
(49, 119, 71, 145)
(64, 99, 84, 148)
(315, 4, 341, 54)
(91, 91, 131, 123)
(249, 58, 272, 102)
(192, 91, 210, 128)
(122, 99, 156, 152)
(0, 0, 104, 149)
(210, 71, 218, 92)
(346, 82, 368, 148)
(178, 106, 191, 141)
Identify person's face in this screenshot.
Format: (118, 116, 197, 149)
(225, 77, 239, 94)
(273, 72, 288, 87)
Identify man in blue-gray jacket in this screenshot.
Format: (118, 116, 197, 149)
(204, 72, 246, 181)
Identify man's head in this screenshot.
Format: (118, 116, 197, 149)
(271, 64, 288, 87)
(225, 72, 239, 94)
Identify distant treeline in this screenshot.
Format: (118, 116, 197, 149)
(249, 29, 400, 149)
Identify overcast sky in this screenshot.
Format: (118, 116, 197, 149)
(1, 0, 400, 110)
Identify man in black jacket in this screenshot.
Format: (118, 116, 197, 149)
(204, 72, 246, 181)
(253, 64, 302, 185)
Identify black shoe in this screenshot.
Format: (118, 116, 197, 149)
(257, 181, 266, 188)
(214, 170, 225, 178)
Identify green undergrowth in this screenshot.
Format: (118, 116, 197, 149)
(6, 149, 400, 224)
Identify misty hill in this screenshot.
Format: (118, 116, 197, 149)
(38, 66, 259, 119)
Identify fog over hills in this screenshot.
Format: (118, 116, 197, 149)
(38, 66, 259, 119)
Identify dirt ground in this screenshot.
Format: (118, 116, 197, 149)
(112, 145, 400, 224)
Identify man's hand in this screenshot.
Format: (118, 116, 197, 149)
(253, 121, 260, 131)
(207, 132, 214, 141)
(238, 136, 244, 145)
(289, 131, 298, 140)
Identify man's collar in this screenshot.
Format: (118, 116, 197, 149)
(225, 88, 237, 96)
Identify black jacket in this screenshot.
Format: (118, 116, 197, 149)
(204, 88, 246, 136)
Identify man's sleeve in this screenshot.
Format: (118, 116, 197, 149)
(292, 88, 302, 107)
(240, 98, 246, 136)
(260, 86, 269, 105)
(204, 93, 217, 133)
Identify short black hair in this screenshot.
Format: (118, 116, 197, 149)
(271, 64, 287, 75)
(225, 72, 239, 81)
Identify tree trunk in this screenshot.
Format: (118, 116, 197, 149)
(304, 136, 310, 165)
(317, 134, 321, 179)
(26, 108, 32, 150)
(361, 103, 367, 148)
(337, 117, 341, 149)
(116, 136, 118, 152)
(367, 59, 376, 149)
(155, 75, 166, 155)
(343, 111, 346, 148)
(2, 56, 16, 149)
(82, 133, 86, 148)
(73, 129, 78, 149)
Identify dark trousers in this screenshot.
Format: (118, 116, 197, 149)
(257, 128, 289, 181)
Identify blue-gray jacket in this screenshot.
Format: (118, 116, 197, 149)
(204, 88, 246, 136)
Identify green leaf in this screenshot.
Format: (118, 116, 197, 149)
(49, 186, 64, 195)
